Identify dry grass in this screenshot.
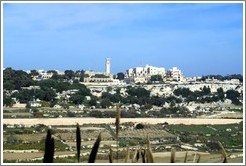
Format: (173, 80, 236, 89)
(124, 146, 130, 163)
(3, 107, 241, 164)
(3, 118, 242, 126)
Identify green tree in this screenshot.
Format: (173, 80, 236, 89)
(3, 68, 34, 90)
(126, 87, 150, 98)
(116, 72, 125, 80)
(70, 95, 85, 105)
(173, 88, 192, 98)
(67, 111, 76, 117)
(150, 75, 163, 82)
(202, 86, 211, 95)
(226, 90, 241, 105)
(150, 96, 165, 106)
(77, 87, 91, 96)
(217, 87, 225, 100)
(39, 79, 56, 89)
(47, 70, 58, 75)
(42, 88, 56, 101)
(3, 95, 14, 107)
(30, 70, 39, 77)
(12, 89, 34, 103)
(88, 96, 98, 106)
(54, 82, 70, 93)
(93, 74, 109, 78)
(88, 110, 103, 118)
(135, 123, 144, 129)
(64, 70, 75, 80)
(101, 98, 112, 108)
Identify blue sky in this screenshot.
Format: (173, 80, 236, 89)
(3, 2, 243, 76)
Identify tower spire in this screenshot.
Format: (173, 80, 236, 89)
(106, 58, 110, 75)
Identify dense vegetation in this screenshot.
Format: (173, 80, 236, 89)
(199, 74, 243, 82)
(166, 122, 243, 151)
(3, 68, 243, 111)
(173, 86, 242, 105)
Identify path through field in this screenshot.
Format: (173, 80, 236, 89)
(3, 118, 242, 126)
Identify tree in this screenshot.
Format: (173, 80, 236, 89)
(30, 70, 39, 77)
(39, 79, 56, 89)
(150, 96, 165, 107)
(67, 111, 76, 117)
(126, 87, 150, 98)
(226, 90, 241, 105)
(47, 70, 58, 75)
(93, 74, 109, 78)
(12, 89, 34, 103)
(42, 88, 56, 101)
(51, 74, 64, 80)
(135, 123, 144, 129)
(3, 80, 15, 90)
(80, 73, 89, 82)
(116, 72, 125, 80)
(101, 92, 121, 103)
(101, 99, 111, 108)
(3, 68, 34, 90)
(3, 95, 14, 107)
(64, 70, 75, 80)
(173, 88, 192, 98)
(88, 96, 98, 107)
(54, 82, 70, 93)
(150, 75, 163, 82)
(217, 87, 225, 100)
(77, 87, 91, 96)
(88, 110, 103, 118)
(202, 86, 211, 95)
(70, 95, 85, 105)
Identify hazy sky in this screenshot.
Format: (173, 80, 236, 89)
(3, 2, 243, 76)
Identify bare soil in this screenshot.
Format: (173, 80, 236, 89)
(3, 118, 242, 126)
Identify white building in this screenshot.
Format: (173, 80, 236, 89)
(84, 58, 113, 83)
(125, 65, 165, 83)
(32, 70, 53, 81)
(29, 99, 41, 107)
(166, 67, 185, 82)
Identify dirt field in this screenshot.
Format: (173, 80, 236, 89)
(3, 151, 75, 161)
(3, 151, 243, 163)
(3, 118, 242, 126)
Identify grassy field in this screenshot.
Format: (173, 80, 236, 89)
(3, 151, 243, 163)
(166, 122, 243, 151)
(3, 121, 244, 163)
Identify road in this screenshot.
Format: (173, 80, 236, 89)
(3, 117, 242, 126)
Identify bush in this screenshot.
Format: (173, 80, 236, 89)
(135, 123, 144, 129)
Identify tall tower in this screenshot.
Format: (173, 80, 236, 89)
(106, 58, 110, 75)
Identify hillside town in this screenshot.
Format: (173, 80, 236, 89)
(2, 58, 244, 163)
(3, 58, 243, 120)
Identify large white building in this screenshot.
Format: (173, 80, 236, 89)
(125, 65, 165, 83)
(166, 67, 185, 81)
(84, 58, 113, 83)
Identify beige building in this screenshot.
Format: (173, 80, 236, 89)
(125, 65, 165, 83)
(84, 58, 113, 83)
(166, 67, 185, 82)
